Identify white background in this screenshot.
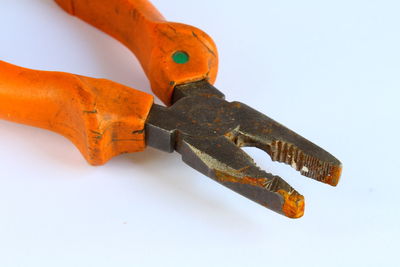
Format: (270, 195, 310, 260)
(0, 0, 399, 266)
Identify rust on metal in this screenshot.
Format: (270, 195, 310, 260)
(145, 80, 342, 218)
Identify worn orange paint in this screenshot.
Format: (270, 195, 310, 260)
(325, 165, 342, 187)
(55, 0, 219, 105)
(215, 172, 268, 188)
(0, 61, 153, 165)
(278, 190, 305, 219)
(215, 170, 304, 217)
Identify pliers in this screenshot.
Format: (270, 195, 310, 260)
(0, 0, 342, 218)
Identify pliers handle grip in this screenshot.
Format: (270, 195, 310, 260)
(56, 0, 218, 104)
(0, 60, 153, 165)
(0, 0, 217, 165)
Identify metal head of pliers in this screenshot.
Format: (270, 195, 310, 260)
(145, 80, 342, 218)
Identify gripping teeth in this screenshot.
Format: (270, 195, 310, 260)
(270, 141, 341, 186)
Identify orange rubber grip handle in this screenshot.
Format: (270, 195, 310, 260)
(55, 0, 219, 105)
(0, 60, 153, 165)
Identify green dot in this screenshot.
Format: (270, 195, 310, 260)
(172, 51, 189, 64)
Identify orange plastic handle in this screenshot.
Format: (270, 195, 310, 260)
(55, 0, 219, 105)
(0, 60, 153, 165)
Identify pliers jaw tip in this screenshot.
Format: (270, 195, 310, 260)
(324, 165, 342, 187)
(279, 190, 305, 219)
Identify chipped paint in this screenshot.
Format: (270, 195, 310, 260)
(278, 190, 305, 219)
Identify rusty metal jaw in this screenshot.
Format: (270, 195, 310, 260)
(145, 80, 342, 218)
